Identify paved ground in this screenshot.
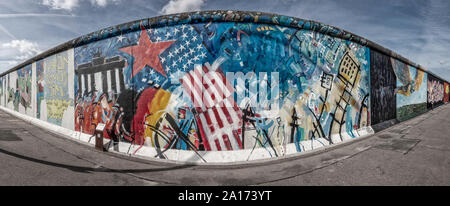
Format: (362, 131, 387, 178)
(0, 103, 449, 186)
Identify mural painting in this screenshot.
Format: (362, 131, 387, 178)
(427, 74, 444, 109)
(6, 65, 32, 115)
(391, 58, 427, 121)
(36, 51, 74, 128)
(74, 31, 138, 146)
(0, 76, 3, 106)
(2, 76, 5, 107)
(1, 11, 449, 163)
(2, 76, 4, 107)
(73, 22, 371, 160)
(370, 50, 396, 125)
(444, 82, 449, 103)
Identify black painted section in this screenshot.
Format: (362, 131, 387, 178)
(370, 50, 397, 125)
(76, 58, 125, 75)
(371, 119, 399, 133)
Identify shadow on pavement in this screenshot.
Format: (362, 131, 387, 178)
(0, 147, 194, 174)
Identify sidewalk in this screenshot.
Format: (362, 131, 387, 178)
(0, 103, 449, 185)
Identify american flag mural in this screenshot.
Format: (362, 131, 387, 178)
(181, 63, 243, 151)
(72, 16, 373, 160)
(149, 23, 244, 151)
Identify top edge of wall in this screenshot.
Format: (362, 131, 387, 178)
(0, 10, 435, 79)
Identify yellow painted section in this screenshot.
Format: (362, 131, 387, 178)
(414, 70, 425, 92)
(143, 89, 171, 146)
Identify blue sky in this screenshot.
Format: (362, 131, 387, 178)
(0, 0, 449, 81)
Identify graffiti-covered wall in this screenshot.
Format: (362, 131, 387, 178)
(444, 82, 449, 103)
(5, 65, 34, 117)
(71, 22, 372, 159)
(36, 50, 75, 129)
(0, 11, 448, 163)
(0, 76, 4, 106)
(428, 74, 445, 108)
(74, 34, 135, 143)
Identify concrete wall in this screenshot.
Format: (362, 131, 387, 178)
(0, 11, 448, 164)
(428, 74, 445, 109)
(444, 82, 449, 103)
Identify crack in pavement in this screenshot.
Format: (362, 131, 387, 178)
(403, 139, 421, 155)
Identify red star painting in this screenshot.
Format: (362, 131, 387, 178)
(119, 29, 175, 77)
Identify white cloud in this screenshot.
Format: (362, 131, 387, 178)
(91, 0, 108, 7)
(0, 40, 42, 71)
(90, 0, 121, 7)
(0, 13, 76, 18)
(42, 0, 80, 11)
(161, 0, 206, 15)
(2, 40, 42, 62)
(42, 0, 120, 10)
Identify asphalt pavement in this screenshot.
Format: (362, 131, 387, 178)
(0, 103, 449, 186)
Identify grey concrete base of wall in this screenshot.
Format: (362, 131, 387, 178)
(372, 119, 400, 133)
